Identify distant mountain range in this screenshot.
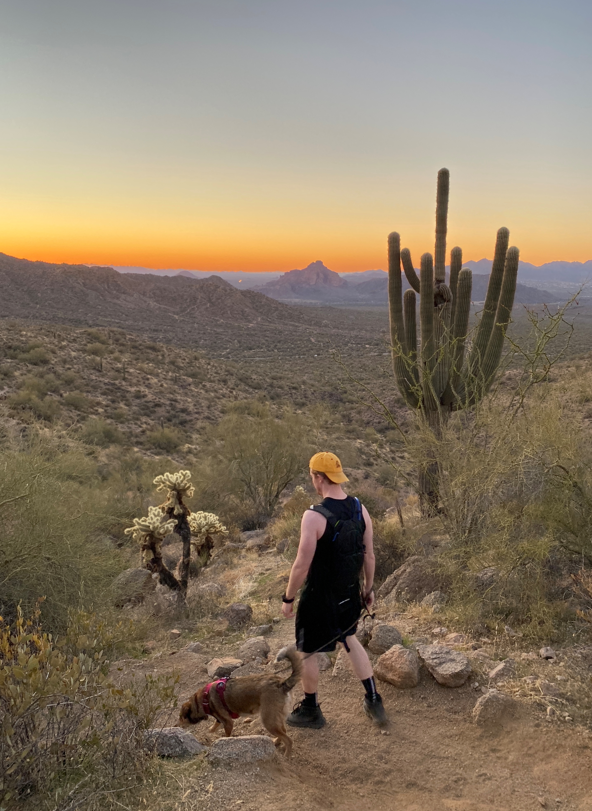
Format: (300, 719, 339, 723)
(251, 261, 559, 306)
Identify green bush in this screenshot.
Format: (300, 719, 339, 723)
(80, 418, 125, 447)
(146, 426, 184, 452)
(8, 389, 61, 421)
(64, 390, 92, 412)
(0, 439, 127, 632)
(17, 346, 50, 365)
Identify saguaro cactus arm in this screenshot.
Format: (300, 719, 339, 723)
(481, 246, 520, 390)
(388, 232, 420, 408)
(449, 246, 462, 326)
(434, 168, 450, 284)
(401, 248, 421, 293)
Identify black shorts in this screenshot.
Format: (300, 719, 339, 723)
(295, 586, 362, 654)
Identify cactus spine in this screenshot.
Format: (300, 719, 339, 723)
(388, 168, 519, 510)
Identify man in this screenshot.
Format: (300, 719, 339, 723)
(281, 452, 388, 729)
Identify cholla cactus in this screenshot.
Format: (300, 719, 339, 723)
(188, 511, 228, 543)
(124, 506, 175, 546)
(154, 470, 194, 514)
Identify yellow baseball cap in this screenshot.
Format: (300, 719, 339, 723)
(309, 452, 348, 483)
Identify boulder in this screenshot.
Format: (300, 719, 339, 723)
(375, 645, 420, 689)
(356, 622, 373, 647)
(538, 680, 562, 697)
(417, 644, 472, 687)
(379, 556, 442, 604)
(223, 603, 253, 628)
(112, 568, 156, 607)
(421, 591, 448, 609)
(444, 633, 467, 646)
(236, 637, 270, 662)
(193, 582, 225, 599)
(144, 728, 206, 757)
(539, 647, 556, 660)
(488, 659, 516, 683)
(206, 657, 243, 678)
(185, 641, 203, 654)
(248, 624, 273, 637)
(473, 567, 498, 590)
(472, 690, 516, 726)
(368, 624, 403, 655)
(143, 640, 158, 654)
(208, 735, 276, 764)
(275, 538, 289, 554)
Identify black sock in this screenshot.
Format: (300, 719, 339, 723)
(302, 692, 318, 708)
(362, 677, 377, 700)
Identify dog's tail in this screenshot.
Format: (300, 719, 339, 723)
(275, 645, 302, 691)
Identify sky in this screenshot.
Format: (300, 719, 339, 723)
(0, 0, 591, 272)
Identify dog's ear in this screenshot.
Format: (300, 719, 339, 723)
(178, 692, 205, 726)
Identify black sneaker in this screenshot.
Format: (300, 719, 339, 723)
(287, 701, 326, 729)
(363, 694, 388, 728)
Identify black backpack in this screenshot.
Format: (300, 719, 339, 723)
(310, 497, 365, 593)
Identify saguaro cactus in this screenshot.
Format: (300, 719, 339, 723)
(388, 169, 519, 510)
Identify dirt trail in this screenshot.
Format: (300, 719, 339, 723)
(129, 613, 592, 811)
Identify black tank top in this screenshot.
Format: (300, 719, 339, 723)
(306, 495, 366, 593)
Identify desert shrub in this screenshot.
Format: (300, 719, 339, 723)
(0, 606, 176, 811)
(146, 427, 184, 452)
(0, 439, 126, 632)
(64, 390, 92, 411)
(17, 346, 50, 365)
(0, 364, 14, 379)
(60, 370, 79, 386)
(200, 404, 311, 527)
(84, 329, 109, 344)
(267, 512, 303, 558)
(372, 517, 409, 583)
(80, 418, 125, 447)
(8, 389, 61, 421)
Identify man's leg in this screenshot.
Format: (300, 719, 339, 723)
(287, 653, 325, 729)
(342, 635, 389, 728)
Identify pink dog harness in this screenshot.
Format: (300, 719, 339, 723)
(202, 678, 239, 720)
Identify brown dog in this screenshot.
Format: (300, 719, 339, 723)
(178, 645, 301, 757)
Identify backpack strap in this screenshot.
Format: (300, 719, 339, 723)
(353, 497, 362, 522)
(310, 504, 336, 524)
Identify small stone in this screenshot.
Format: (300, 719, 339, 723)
(546, 706, 556, 718)
(143, 640, 158, 654)
(208, 735, 277, 763)
(112, 567, 156, 607)
(186, 641, 203, 653)
(207, 657, 243, 678)
(236, 637, 270, 663)
(317, 653, 332, 671)
(504, 625, 521, 637)
(472, 689, 516, 726)
(223, 603, 253, 629)
(248, 624, 273, 637)
(417, 645, 472, 688)
(540, 646, 556, 660)
(421, 591, 448, 609)
(538, 798, 547, 808)
(275, 538, 289, 554)
(170, 629, 182, 640)
(431, 627, 448, 636)
(375, 645, 420, 689)
(368, 624, 403, 655)
(144, 728, 206, 758)
(488, 659, 516, 683)
(444, 632, 467, 645)
(538, 680, 561, 697)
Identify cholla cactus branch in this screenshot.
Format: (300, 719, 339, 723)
(154, 470, 195, 508)
(124, 506, 175, 544)
(188, 511, 228, 541)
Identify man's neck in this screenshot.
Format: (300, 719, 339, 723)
(320, 482, 347, 499)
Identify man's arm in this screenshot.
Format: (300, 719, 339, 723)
(281, 510, 325, 618)
(361, 504, 375, 607)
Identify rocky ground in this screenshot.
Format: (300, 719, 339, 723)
(114, 539, 592, 811)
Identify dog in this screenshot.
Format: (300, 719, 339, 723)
(178, 645, 301, 757)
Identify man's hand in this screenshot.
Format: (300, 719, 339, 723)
(363, 588, 375, 609)
(281, 600, 294, 619)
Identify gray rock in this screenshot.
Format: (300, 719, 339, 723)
(236, 637, 270, 662)
(356, 622, 373, 647)
(417, 644, 472, 687)
(538, 680, 561, 697)
(206, 657, 243, 678)
(248, 624, 273, 636)
(185, 641, 203, 653)
(317, 652, 332, 671)
(240, 529, 266, 544)
(380, 556, 443, 604)
(473, 567, 498, 590)
(194, 582, 225, 599)
(444, 633, 467, 646)
(488, 659, 516, 682)
(368, 624, 403, 655)
(208, 735, 277, 763)
(472, 689, 516, 726)
(245, 537, 268, 551)
(540, 646, 556, 660)
(421, 591, 448, 609)
(375, 645, 420, 689)
(112, 568, 156, 607)
(144, 728, 206, 757)
(223, 603, 253, 628)
(275, 538, 289, 554)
